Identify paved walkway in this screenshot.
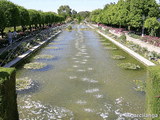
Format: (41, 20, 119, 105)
(88, 24, 156, 66)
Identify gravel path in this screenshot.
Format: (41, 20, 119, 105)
(125, 34, 160, 54)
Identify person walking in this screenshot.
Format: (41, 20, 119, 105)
(8, 30, 13, 45)
(13, 31, 17, 39)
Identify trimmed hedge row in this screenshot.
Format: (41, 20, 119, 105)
(0, 67, 19, 120)
(146, 66, 160, 120)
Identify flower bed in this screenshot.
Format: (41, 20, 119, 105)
(93, 23, 160, 64)
(142, 35, 160, 47)
(98, 23, 160, 47)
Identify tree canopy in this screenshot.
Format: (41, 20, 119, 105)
(89, 0, 160, 36)
(18, 6, 30, 27)
(57, 5, 72, 19)
(144, 17, 160, 36)
(0, 0, 65, 37)
(0, 0, 20, 31)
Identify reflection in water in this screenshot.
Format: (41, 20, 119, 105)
(17, 24, 146, 119)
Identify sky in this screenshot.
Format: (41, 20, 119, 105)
(9, 0, 160, 13)
(9, 0, 119, 13)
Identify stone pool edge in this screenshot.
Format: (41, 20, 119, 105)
(87, 24, 156, 67)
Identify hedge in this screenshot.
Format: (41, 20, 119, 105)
(146, 66, 160, 120)
(0, 67, 19, 120)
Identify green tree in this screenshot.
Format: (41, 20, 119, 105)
(89, 0, 159, 34)
(144, 0, 159, 17)
(44, 12, 55, 25)
(115, 0, 130, 28)
(0, 0, 20, 34)
(55, 15, 65, 23)
(39, 11, 45, 28)
(0, 9, 6, 38)
(57, 5, 72, 19)
(72, 10, 77, 18)
(127, 0, 144, 29)
(18, 6, 30, 31)
(144, 17, 160, 36)
(78, 11, 90, 20)
(90, 9, 102, 23)
(127, 0, 159, 29)
(28, 9, 41, 30)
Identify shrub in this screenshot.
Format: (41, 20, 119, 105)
(16, 77, 32, 91)
(118, 62, 140, 70)
(129, 33, 141, 39)
(112, 55, 125, 60)
(67, 25, 72, 31)
(34, 55, 54, 59)
(24, 62, 47, 69)
(133, 80, 145, 92)
(119, 34, 126, 43)
(98, 26, 102, 30)
(105, 28, 109, 33)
